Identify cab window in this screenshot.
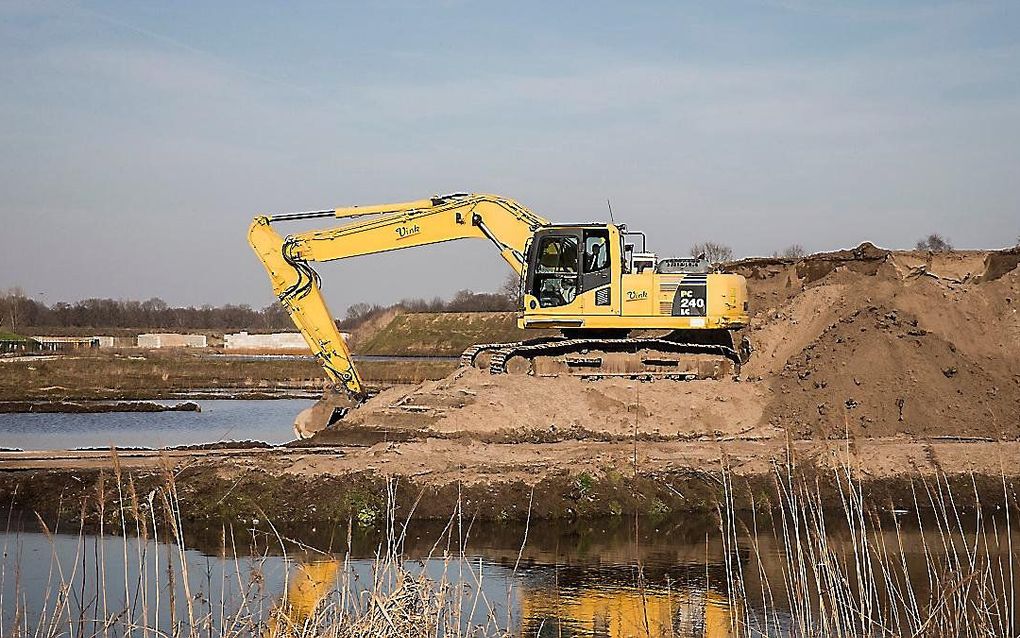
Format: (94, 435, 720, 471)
(583, 230, 609, 273)
(537, 236, 578, 273)
(533, 236, 578, 307)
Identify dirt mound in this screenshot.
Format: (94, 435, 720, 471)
(742, 245, 1020, 438)
(315, 245, 1019, 444)
(326, 368, 775, 442)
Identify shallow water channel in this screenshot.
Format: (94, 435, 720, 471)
(0, 399, 314, 450)
(3, 508, 1018, 637)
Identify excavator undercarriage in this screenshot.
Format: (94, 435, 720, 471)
(461, 329, 748, 381)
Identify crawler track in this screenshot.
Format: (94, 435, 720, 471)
(460, 336, 567, 368)
(488, 337, 742, 379)
(459, 342, 523, 368)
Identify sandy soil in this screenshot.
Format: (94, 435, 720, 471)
(3, 436, 1019, 523)
(1, 438, 1018, 482)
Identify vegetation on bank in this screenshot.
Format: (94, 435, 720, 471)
(339, 282, 518, 329)
(357, 311, 547, 357)
(0, 284, 517, 335)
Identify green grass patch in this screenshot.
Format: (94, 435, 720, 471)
(358, 311, 555, 356)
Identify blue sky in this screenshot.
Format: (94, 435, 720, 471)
(1, 1, 1018, 308)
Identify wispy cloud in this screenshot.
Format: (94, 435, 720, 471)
(1, 1, 1017, 305)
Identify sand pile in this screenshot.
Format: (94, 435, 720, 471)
(737, 245, 1020, 438)
(317, 245, 1019, 443)
(337, 368, 774, 441)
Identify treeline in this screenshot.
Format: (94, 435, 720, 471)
(0, 289, 292, 332)
(1, 283, 516, 333)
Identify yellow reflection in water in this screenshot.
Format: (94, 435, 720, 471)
(266, 560, 339, 637)
(520, 583, 736, 637)
(266, 558, 737, 638)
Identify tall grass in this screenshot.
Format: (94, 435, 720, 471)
(3, 447, 1019, 637)
(0, 456, 510, 637)
(718, 449, 1019, 638)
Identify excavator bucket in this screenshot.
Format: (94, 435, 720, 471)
(293, 389, 357, 439)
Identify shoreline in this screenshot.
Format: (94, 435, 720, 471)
(2, 437, 1018, 526)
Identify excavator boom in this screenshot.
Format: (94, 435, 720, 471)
(248, 193, 549, 400)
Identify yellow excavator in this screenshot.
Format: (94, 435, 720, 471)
(249, 193, 749, 407)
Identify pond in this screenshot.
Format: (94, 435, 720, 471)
(0, 399, 314, 450)
(2, 505, 1017, 637)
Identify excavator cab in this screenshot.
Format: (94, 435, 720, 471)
(523, 225, 619, 317)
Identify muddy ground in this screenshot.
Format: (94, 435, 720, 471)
(0, 350, 454, 401)
(0, 245, 1017, 523)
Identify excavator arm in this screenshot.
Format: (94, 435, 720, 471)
(248, 193, 549, 402)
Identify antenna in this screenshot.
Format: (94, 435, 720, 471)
(606, 197, 615, 224)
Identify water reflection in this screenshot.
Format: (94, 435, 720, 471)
(518, 569, 737, 637)
(258, 516, 745, 637)
(0, 398, 314, 449)
(264, 556, 741, 638)
(4, 511, 1019, 637)
(268, 561, 340, 635)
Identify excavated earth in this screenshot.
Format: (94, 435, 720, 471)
(2, 245, 1019, 524)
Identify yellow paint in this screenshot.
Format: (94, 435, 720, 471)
(267, 557, 740, 637)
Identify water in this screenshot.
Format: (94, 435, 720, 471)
(0, 399, 314, 450)
(0, 516, 740, 637)
(4, 512, 1015, 637)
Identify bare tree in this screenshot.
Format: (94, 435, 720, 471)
(774, 244, 806, 259)
(499, 272, 521, 305)
(915, 233, 953, 253)
(690, 241, 734, 264)
(1, 287, 26, 334)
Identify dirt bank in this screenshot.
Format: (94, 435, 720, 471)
(738, 245, 1020, 439)
(1, 437, 1018, 527)
(356, 311, 555, 356)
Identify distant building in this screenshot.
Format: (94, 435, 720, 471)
(0, 338, 41, 353)
(137, 333, 207, 348)
(32, 336, 100, 351)
(224, 331, 308, 351)
(95, 336, 136, 348)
